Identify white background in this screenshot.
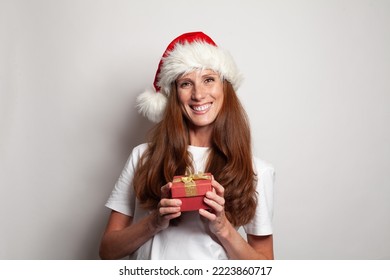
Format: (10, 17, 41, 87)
(0, 0, 389, 259)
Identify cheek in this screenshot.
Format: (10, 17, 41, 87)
(213, 89, 224, 105)
(177, 94, 191, 115)
(177, 96, 185, 106)
(216, 100, 224, 114)
(177, 90, 191, 105)
(215, 92, 224, 114)
(210, 83, 224, 98)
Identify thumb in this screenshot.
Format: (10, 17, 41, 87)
(160, 182, 172, 199)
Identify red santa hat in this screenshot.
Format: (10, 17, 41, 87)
(136, 31, 242, 122)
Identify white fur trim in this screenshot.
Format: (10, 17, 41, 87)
(157, 41, 243, 95)
(136, 88, 167, 123)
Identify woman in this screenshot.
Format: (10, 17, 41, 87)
(99, 32, 275, 259)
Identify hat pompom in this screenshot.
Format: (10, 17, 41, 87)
(136, 88, 167, 123)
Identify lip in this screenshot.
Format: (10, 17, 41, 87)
(190, 103, 212, 114)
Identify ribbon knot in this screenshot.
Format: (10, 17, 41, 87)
(173, 172, 211, 197)
(180, 172, 210, 184)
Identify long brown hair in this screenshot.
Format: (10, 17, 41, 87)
(133, 80, 257, 226)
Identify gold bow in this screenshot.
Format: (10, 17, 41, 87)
(173, 172, 211, 197)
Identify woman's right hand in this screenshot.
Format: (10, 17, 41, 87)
(152, 182, 182, 231)
(99, 182, 182, 259)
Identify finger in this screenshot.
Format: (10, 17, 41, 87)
(198, 208, 216, 221)
(211, 178, 224, 197)
(159, 206, 182, 217)
(205, 191, 225, 206)
(162, 212, 182, 220)
(159, 198, 182, 208)
(203, 197, 224, 213)
(160, 182, 172, 198)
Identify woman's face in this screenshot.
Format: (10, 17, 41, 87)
(176, 69, 224, 129)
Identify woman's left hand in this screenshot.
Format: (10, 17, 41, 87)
(199, 178, 230, 237)
(199, 177, 274, 259)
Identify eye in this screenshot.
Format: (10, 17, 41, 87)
(204, 77, 215, 84)
(179, 81, 192, 88)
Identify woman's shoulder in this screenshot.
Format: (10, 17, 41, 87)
(253, 157, 275, 192)
(132, 143, 149, 155)
(126, 143, 149, 166)
(253, 156, 275, 175)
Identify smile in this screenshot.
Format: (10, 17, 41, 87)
(191, 103, 212, 112)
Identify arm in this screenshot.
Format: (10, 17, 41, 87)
(210, 222, 274, 259)
(99, 183, 182, 259)
(199, 179, 274, 259)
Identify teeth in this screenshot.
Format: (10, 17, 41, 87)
(192, 104, 211, 111)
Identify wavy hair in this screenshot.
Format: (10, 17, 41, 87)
(133, 80, 257, 226)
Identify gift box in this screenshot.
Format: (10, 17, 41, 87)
(171, 173, 212, 212)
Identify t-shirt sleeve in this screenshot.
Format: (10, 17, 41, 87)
(243, 158, 275, 236)
(105, 144, 146, 217)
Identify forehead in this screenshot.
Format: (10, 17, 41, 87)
(178, 69, 219, 79)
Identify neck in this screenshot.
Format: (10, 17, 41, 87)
(188, 125, 213, 147)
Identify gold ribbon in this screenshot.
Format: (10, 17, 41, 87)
(173, 172, 211, 197)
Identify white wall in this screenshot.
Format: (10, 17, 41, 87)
(1, 0, 389, 259)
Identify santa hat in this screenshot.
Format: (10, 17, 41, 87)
(136, 31, 242, 123)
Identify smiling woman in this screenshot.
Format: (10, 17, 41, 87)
(99, 32, 275, 260)
(176, 70, 224, 144)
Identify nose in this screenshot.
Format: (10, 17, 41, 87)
(191, 83, 206, 101)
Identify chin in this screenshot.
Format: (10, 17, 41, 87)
(189, 119, 215, 128)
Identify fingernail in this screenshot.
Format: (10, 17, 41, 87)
(176, 200, 182, 206)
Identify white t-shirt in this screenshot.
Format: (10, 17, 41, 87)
(105, 143, 275, 259)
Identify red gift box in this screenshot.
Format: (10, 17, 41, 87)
(171, 173, 212, 212)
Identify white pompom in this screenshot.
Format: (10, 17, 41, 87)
(136, 88, 167, 123)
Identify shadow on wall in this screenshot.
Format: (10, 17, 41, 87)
(81, 105, 154, 259)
